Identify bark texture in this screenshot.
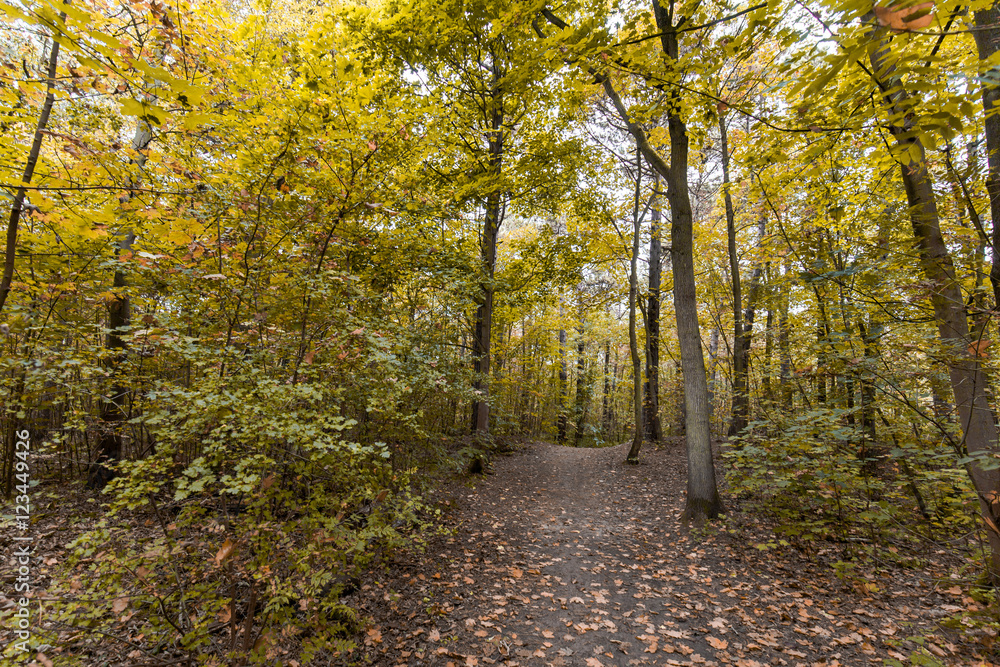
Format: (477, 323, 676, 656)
(626, 147, 645, 462)
(471, 88, 504, 436)
(871, 32, 1000, 575)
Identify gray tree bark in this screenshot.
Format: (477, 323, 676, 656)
(626, 146, 645, 462)
(871, 29, 1000, 576)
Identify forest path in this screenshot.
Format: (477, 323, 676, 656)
(350, 441, 968, 666)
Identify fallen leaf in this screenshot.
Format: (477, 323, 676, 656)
(707, 636, 728, 650)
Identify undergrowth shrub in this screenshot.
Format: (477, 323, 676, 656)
(725, 406, 979, 549)
(34, 366, 439, 665)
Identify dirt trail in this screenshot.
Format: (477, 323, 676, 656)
(350, 441, 975, 666)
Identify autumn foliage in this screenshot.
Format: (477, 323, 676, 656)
(1, 0, 1000, 663)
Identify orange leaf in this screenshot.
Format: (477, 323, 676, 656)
(708, 636, 728, 650)
(213, 539, 238, 567)
(969, 339, 992, 358)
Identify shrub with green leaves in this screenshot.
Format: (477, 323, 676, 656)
(41, 361, 434, 665)
(725, 405, 979, 547)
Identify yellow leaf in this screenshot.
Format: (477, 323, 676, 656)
(182, 113, 214, 130)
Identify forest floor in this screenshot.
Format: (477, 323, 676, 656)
(345, 439, 995, 667)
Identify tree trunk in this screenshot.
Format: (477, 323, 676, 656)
(0, 27, 62, 316)
(602, 340, 612, 435)
(763, 305, 774, 402)
(654, 0, 721, 521)
(626, 146, 645, 462)
(720, 108, 748, 439)
(644, 180, 664, 444)
(564, 0, 721, 515)
(557, 316, 568, 443)
(574, 318, 587, 444)
(813, 289, 830, 405)
(857, 317, 881, 476)
(973, 3, 1000, 309)
(471, 96, 504, 436)
(871, 31, 1000, 576)
(90, 110, 153, 487)
(731, 216, 765, 437)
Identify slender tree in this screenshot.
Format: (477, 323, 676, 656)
(0, 21, 62, 316)
(627, 145, 645, 461)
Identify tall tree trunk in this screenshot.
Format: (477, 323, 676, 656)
(90, 107, 154, 487)
(857, 317, 881, 476)
(558, 314, 568, 444)
(973, 4, 1000, 309)
(654, 0, 722, 521)
(708, 327, 719, 422)
(574, 318, 587, 445)
(720, 108, 749, 438)
(626, 146, 645, 461)
(0, 26, 62, 316)
(731, 216, 765, 437)
(645, 180, 664, 444)
(602, 340, 612, 435)
(871, 30, 1000, 576)
(779, 269, 793, 409)
(763, 305, 774, 402)
(471, 94, 504, 436)
(813, 288, 830, 405)
(550, 0, 721, 516)
(611, 355, 620, 439)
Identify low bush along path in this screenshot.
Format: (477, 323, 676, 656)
(346, 440, 985, 667)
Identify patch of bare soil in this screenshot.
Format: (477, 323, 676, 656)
(345, 440, 995, 667)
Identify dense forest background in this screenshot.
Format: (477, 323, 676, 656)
(3, 0, 1000, 663)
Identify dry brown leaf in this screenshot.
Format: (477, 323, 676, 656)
(707, 636, 728, 650)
